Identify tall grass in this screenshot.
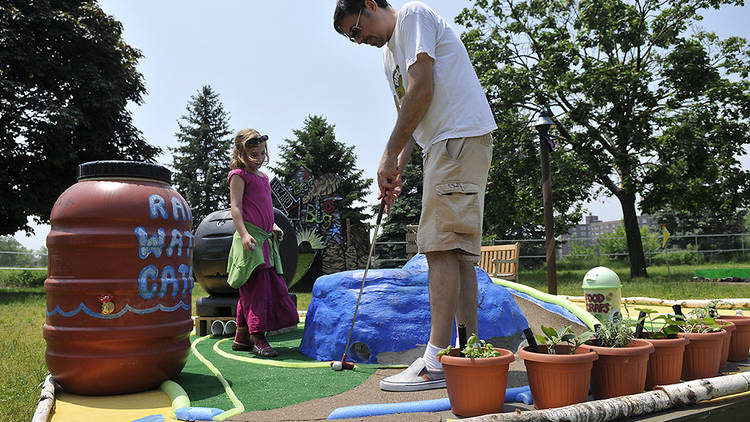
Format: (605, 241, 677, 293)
(0, 288, 47, 422)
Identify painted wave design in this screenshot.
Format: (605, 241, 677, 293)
(46, 301, 190, 319)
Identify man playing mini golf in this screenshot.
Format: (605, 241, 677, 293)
(333, 0, 496, 391)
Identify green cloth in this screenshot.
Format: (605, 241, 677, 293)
(226, 221, 283, 288)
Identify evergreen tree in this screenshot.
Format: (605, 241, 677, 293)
(1, 0, 160, 234)
(171, 86, 232, 224)
(270, 115, 372, 228)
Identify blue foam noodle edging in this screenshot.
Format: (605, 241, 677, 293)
(175, 406, 224, 421)
(326, 386, 531, 419)
(129, 415, 165, 422)
(327, 398, 450, 420)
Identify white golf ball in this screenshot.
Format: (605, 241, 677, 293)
(332, 361, 343, 371)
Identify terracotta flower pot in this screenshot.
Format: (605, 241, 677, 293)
(681, 330, 725, 380)
(717, 316, 750, 362)
(518, 345, 598, 409)
(715, 321, 736, 369)
(642, 335, 689, 390)
(580, 339, 654, 399)
(438, 347, 515, 417)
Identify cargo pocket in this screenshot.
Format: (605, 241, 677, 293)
(435, 182, 481, 234)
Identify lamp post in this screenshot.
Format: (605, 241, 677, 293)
(532, 109, 558, 295)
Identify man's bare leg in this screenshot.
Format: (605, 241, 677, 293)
(425, 250, 460, 348)
(455, 259, 478, 338)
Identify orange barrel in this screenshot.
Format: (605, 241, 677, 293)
(44, 161, 194, 395)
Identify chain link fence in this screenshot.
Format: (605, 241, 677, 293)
(3, 232, 749, 272)
(370, 233, 750, 270)
(0, 250, 48, 271)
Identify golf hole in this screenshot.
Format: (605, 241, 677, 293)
(350, 342, 370, 361)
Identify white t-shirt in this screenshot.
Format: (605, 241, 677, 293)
(383, 1, 496, 151)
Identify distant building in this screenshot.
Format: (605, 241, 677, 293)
(560, 214, 656, 256)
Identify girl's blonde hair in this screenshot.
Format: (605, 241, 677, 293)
(230, 128, 269, 170)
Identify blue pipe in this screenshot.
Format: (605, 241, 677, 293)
(326, 385, 531, 419)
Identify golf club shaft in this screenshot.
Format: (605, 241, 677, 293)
(341, 200, 386, 362)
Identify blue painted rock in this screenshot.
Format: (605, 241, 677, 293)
(299, 254, 530, 364)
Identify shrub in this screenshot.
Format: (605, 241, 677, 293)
(0, 270, 46, 288)
(650, 244, 701, 265)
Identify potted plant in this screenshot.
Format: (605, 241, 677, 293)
(708, 300, 750, 363)
(437, 333, 515, 417)
(681, 310, 729, 380)
(517, 325, 597, 409)
(634, 308, 689, 389)
(580, 315, 654, 399)
(717, 315, 749, 361)
(703, 300, 737, 368)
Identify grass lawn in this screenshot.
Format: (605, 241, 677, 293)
(0, 288, 47, 422)
(519, 264, 750, 299)
(2, 262, 749, 419)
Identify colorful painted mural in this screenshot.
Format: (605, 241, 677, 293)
(271, 166, 369, 279)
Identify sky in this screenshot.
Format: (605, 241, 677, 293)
(12, 0, 750, 251)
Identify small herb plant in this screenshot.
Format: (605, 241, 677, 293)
(704, 300, 731, 318)
(437, 333, 501, 358)
(684, 308, 728, 333)
(593, 314, 634, 347)
(535, 325, 592, 354)
(635, 308, 684, 339)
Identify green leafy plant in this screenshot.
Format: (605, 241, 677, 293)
(635, 308, 684, 339)
(680, 301, 731, 333)
(684, 308, 728, 333)
(437, 333, 501, 358)
(593, 314, 634, 347)
(534, 325, 592, 354)
(704, 300, 731, 319)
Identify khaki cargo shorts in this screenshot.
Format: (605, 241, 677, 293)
(417, 133, 493, 258)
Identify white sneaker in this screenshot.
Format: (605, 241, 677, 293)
(379, 357, 446, 392)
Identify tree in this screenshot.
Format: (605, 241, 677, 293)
(0, 236, 32, 267)
(598, 224, 660, 261)
(457, 0, 750, 277)
(652, 207, 747, 250)
(0, 0, 160, 235)
(270, 115, 372, 228)
(171, 86, 233, 224)
(482, 110, 594, 244)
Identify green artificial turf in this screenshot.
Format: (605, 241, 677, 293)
(176, 326, 376, 412)
(695, 268, 750, 279)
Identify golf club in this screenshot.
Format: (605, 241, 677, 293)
(331, 199, 386, 371)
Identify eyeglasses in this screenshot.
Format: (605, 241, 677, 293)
(348, 9, 362, 42)
(244, 135, 268, 146)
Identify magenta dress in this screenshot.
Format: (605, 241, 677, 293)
(228, 168, 299, 333)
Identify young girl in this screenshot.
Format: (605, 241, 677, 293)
(226, 128, 299, 357)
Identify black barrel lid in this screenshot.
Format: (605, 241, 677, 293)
(77, 161, 172, 183)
